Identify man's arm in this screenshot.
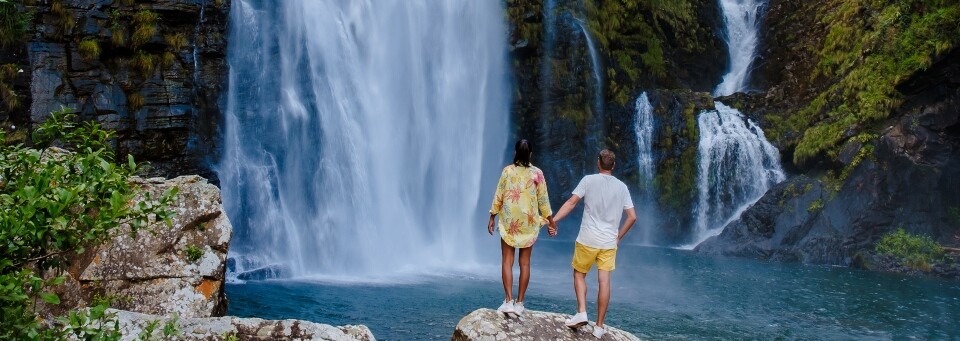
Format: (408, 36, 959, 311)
(553, 195, 581, 224)
(617, 207, 637, 244)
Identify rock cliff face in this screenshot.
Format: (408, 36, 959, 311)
(42, 175, 231, 318)
(7, 0, 228, 180)
(697, 1, 960, 272)
(453, 308, 639, 341)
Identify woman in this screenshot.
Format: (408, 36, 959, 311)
(487, 139, 557, 317)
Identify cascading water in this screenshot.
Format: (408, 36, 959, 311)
(714, 0, 766, 97)
(574, 19, 603, 118)
(634, 93, 655, 186)
(633, 92, 656, 244)
(219, 0, 509, 279)
(687, 0, 780, 246)
(692, 103, 784, 244)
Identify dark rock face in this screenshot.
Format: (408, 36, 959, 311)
(697, 49, 960, 272)
(15, 0, 229, 180)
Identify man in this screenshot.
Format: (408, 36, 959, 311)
(553, 149, 636, 339)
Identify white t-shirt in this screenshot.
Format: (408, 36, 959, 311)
(572, 173, 634, 249)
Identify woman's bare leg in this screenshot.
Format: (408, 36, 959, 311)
(500, 239, 515, 302)
(516, 246, 532, 302)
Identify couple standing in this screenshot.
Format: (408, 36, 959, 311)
(487, 139, 637, 339)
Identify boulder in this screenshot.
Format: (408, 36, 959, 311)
(98, 309, 375, 341)
(42, 175, 232, 319)
(452, 308, 640, 341)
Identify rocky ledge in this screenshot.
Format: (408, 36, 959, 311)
(452, 308, 639, 341)
(42, 175, 232, 318)
(106, 309, 375, 341)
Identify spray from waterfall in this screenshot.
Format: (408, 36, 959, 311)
(219, 0, 509, 279)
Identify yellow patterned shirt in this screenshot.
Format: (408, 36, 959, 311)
(490, 164, 553, 248)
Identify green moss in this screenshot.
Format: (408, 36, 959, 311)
(876, 228, 946, 271)
(77, 38, 100, 62)
(131, 9, 159, 48)
(0, 64, 19, 111)
(807, 198, 823, 212)
(0, 1, 32, 47)
(780, 0, 960, 167)
(164, 32, 187, 51)
(655, 147, 698, 211)
(584, 0, 703, 105)
(185, 245, 203, 263)
(131, 51, 155, 77)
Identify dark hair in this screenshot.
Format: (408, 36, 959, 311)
(599, 149, 615, 171)
(513, 139, 532, 167)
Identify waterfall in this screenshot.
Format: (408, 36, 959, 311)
(692, 103, 784, 244)
(714, 0, 766, 96)
(634, 92, 656, 245)
(634, 93, 655, 186)
(219, 0, 509, 279)
(574, 19, 603, 117)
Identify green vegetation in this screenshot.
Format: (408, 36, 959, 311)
(0, 0, 33, 47)
(163, 32, 187, 51)
(779, 0, 960, 167)
(585, 0, 703, 104)
(129, 92, 145, 111)
(876, 228, 946, 271)
(0, 108, 177, 339)
(0, 63, 20, 111)
(807, 198, 824, 212)
(185, 245, 204, 263)
(78, 38, 101, 62)
(131, 9, 159, 48)
(132, 51, 156, 77)
(51, 0, 74, 37)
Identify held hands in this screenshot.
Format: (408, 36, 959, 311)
(547, 220, 558, 237)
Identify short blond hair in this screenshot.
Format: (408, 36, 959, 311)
(599, 149, 615, 170)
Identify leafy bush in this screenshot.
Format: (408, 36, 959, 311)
(876, 228, 945, 271)
(0, 108, 176, 339)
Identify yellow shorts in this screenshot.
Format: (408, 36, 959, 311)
(571, 242, 617, 273)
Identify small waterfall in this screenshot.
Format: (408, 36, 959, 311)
(220, 0, 509, 279)
(634, 92, 656, 244)
(574, 19, 603, 117)
(634, 93, 655, 185)
(714, 0, 766, 96)
(692, 103, 785, 244)
(192, 2, 205, 86)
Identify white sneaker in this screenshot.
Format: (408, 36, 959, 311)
(592, 325, 607, 339)
(513, 301, 525, 316)
(496, 300, 516, 316)
(564, 311, 588, 329)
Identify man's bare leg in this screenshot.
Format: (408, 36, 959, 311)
(574, 270, 588, 313)
(516, 246, 532, 303)
(500, 239, 515, 302)
(596, 270, 611, 327)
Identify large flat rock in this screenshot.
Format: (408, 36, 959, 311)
(453, 308, 640, 341)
